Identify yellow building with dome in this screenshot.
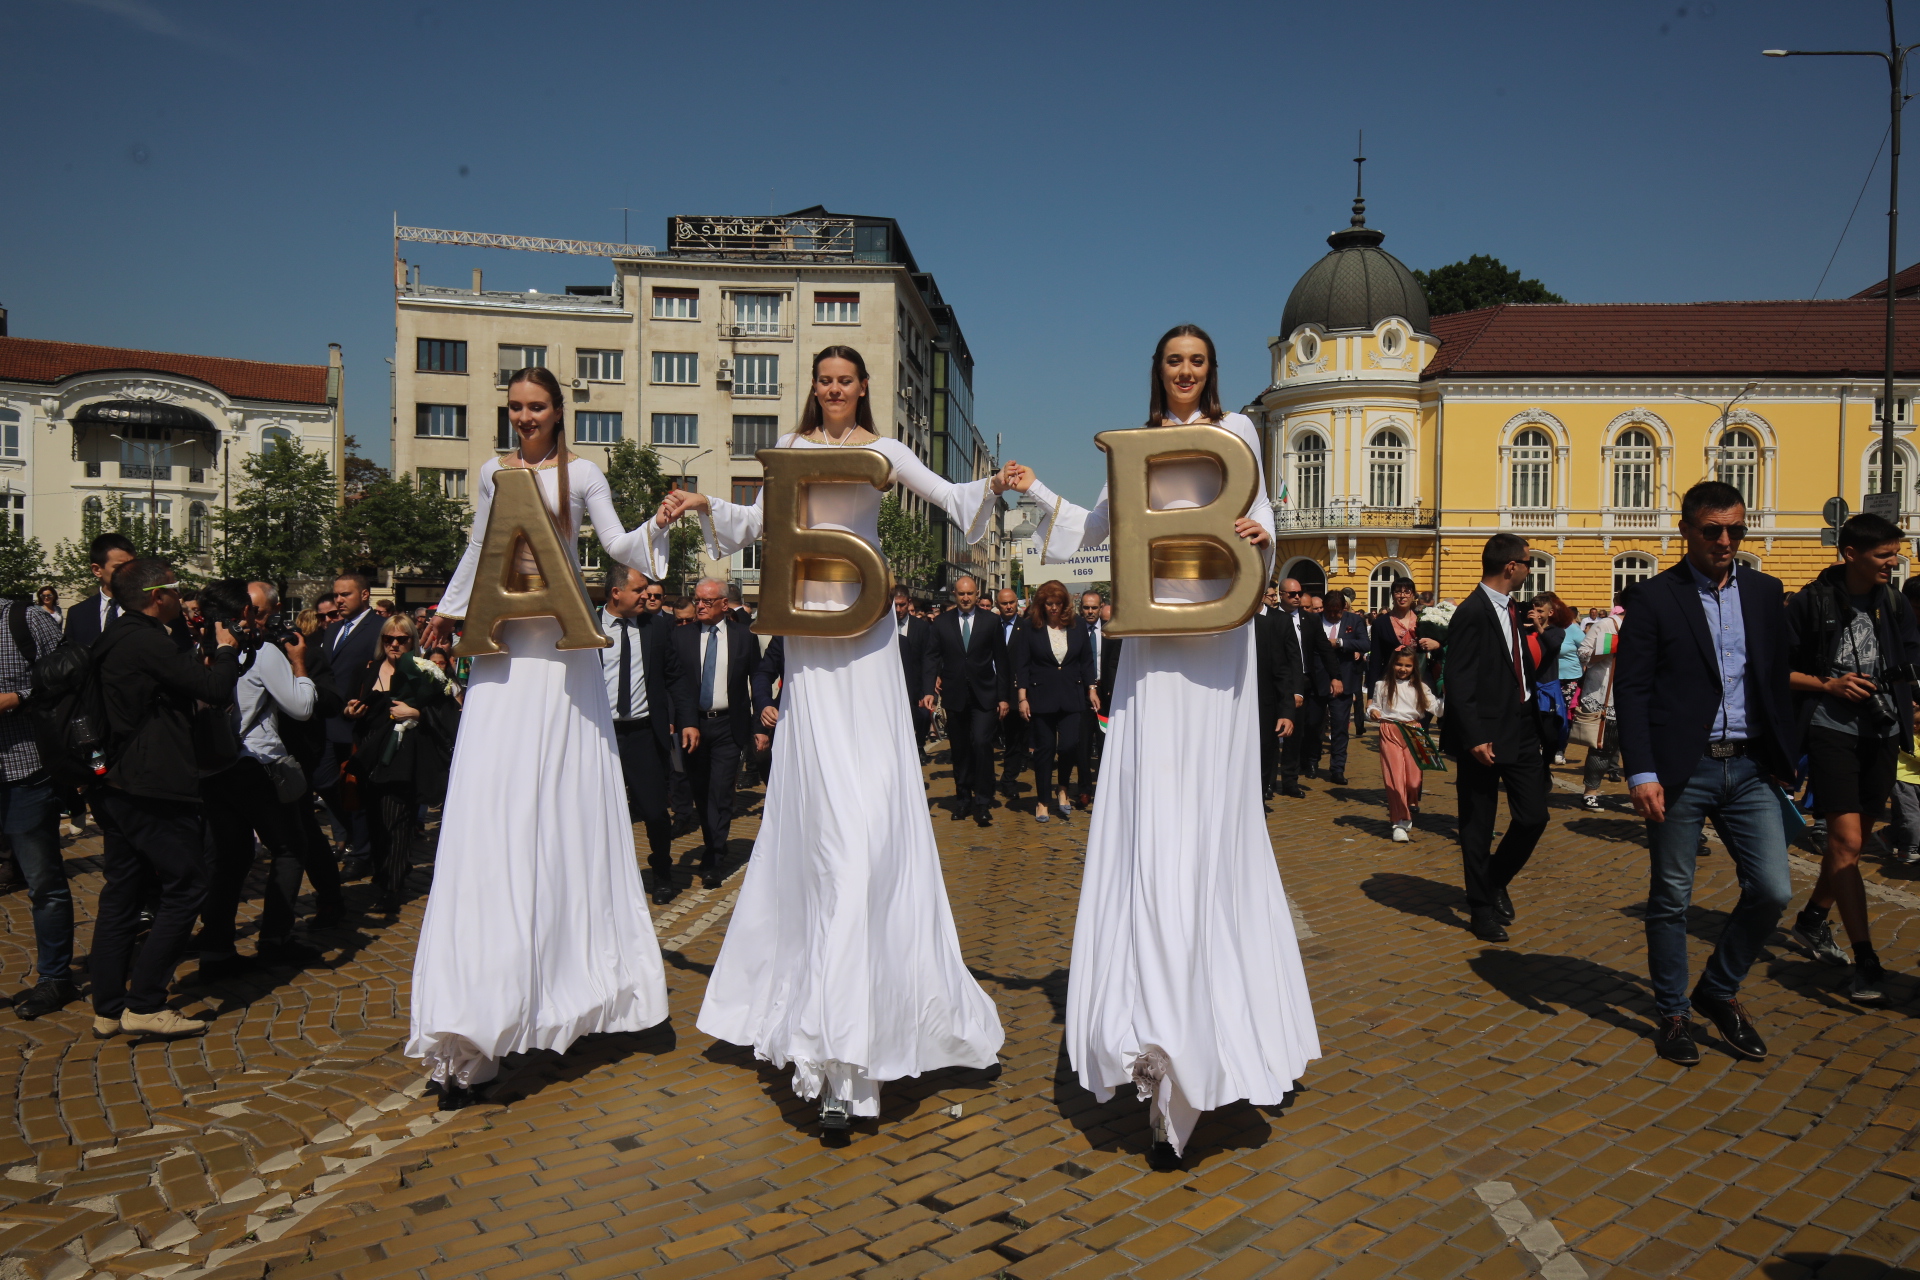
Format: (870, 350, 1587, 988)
(1247, 198, 1920, 611)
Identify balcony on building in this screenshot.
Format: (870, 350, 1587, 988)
(1272, 499, 1435, 532)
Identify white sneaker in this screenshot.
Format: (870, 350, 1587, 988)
(1553, 754, 1567, 766)
(121, 1008, 207, 1038)
(1391, 826, 1410, 843)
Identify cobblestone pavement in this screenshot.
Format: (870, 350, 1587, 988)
(2, 732, 1920, 1280)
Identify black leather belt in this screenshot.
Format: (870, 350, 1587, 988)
(614, 715, 651, 728)
(1707, 741, 1747, 759)
(702, 708, 729, 720)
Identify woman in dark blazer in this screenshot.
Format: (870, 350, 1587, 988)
(1522, 595, 1567, 772)
(1011, 580, 1098, 823)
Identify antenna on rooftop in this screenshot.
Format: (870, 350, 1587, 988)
(1351, 131, 1367, 228)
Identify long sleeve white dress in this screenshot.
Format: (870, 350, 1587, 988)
(655, 433, 1005, 1116)
(1023, 412, 1321, 1157)
(408, 455, 669, 1088)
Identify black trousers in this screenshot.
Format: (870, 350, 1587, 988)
(998, 708, 1029, 785)
(368, 780, 419, 899)
(316, 740, 370, 858)
(1281, 694, 1326, 784)
(1065, 709, 1097, 794)
(615, 718, 674, 878)
(1454, 742, 1550, 912)
(1028, 709, 1082, 799)
(201, 759, 339, 951)
(945, 700, 998, 809)
(1310, 695, 1353, 774)
(1258, 702, 1285, 793)
(91, 790, 208, 1017)
(686, 714, 740, 870)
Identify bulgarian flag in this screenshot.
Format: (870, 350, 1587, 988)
(1591, 630, 1619, 656)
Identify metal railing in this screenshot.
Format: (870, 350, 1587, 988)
(718, 321, 795, 340)
(121, 463, 171, 482)
(1271, 500, 1436, 531)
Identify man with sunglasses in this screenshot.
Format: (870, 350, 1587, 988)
(1275, 579, 1337, 798)
(1616, 482, 1798, 1065)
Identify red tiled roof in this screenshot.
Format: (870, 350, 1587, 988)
(0, 336, 329, 405)
(1422, 300, 1920, 380)
(1851, 261, 1920, 299)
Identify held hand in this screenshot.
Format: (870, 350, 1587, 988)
(342, 699, 367, 720)
(282, 630, 308, 675)
(1827, 672, 1878, 703)
(423, 616, 455, 649)
(1470, 742, 1497, 768)
(656, 489, 709, 526)
(1418, 637, 1440, 652)
(754, 733, 771, 753)
(1630, 780, 1667, 823)
(760, 705, 778, 728)
(680, 725, 701, 752)
(998, 462, 1035, 493)
(389, 700, 420, 722)
(997, 700, 1009, 720)
(919, 694, 936, 712)
(1232, 517, 1270, 549)
(1275, 717, 1294, 737)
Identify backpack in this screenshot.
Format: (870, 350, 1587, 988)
(8, 602, 118, 792)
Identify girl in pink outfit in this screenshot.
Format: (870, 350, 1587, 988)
(1369, 649, 1442, 842)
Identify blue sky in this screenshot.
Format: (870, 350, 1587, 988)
(3, 0, 1916, 504)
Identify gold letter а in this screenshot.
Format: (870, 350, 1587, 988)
(452, 467, 610, 657)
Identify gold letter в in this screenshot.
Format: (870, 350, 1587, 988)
(452, 467, 610, 657)
(1095, 423, 1264, 637)
(753, 447, 894, 639)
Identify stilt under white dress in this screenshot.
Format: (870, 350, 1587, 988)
(1024, 412, 1321, 1155)
(408, 457, 669, 1087)
(656, 434, 1005, 1115)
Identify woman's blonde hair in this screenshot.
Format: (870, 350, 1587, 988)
(294, 608, 320, 637)
(381, 614, 418, 645)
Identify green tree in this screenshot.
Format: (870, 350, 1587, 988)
(212, 437, 339, 584)
(342, 433, 390, 500)
(1412, 255, 1566, 316)
(877, 494, 940, 589)
(50, 492, 203, 594)
(0, 527, 50, 599)
(589, 440, 699, 585)
(335, 473, 471, 579)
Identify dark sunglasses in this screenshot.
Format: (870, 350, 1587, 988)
(382, 635, 412, 646)
(1282, 589, 1302, 596)
(1691, 523, 1748, 543)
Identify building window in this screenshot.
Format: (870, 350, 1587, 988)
(736, 354, 779, 397)
(653, 288, 698, 319)
(733, 293, 783, 335)
(1523, 552, 1554, 597)
(575, 412, 623, 445)
(0, 493, 22, 538)
(188, 501, 209, 550)
(1293, 431, 1327, 512)
(260, 427, 293, 454)
(668, 475, 698, 493)
(1715, 428, 1759, 504)
(1876, 395, 1911, 424)
(1869, 443, 1908, 506)
(732, 415, 779, 458)
(419, 468, 468, 500)
(125, 497, 172, 526)
(496, 407, 514, 451)
(1368, 561, 1408, 612)
(576, 349, 623, 382)
(732, 479, 764, 507)
(1296, 332, 1319, 363)
(0, 408, 18, 459)
(1510, 428, 1552, 509)
(578, 536, 603, 572)
(1366, 428, 1407, 508)
(652, 351, 698, 384)
(415, 405, 466, 439)
(651, 413, 698, 446)
(83, 496, 103, 520)
(1612, 428, 1655, 509)
(1613, 553, 1657, 599)
(496, 345, 547, 387)
(1380, 327, 1403, 355)
(815, 293, 859, 324)
(417, 339, 467, 373)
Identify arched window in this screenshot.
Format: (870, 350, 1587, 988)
(1612, 429, 1655, 509)
(188, 502, 209, 552)
(261, 427, 292, 454)
(1613, 553, 1657, 600)
(1510, 428, 1552, 510)
(1869, 443, 1908, 512)
(1367, 562, 1406, 611)
(1296, 332, 1320, 363)
(1366, 428, 1407, 508)
(1292, 431, 1327, 513)
(1522, 552, 1554, 597)
(82, 496, 104, 534)
(1282, 557, 1325, 598)
(1716, 428, 1759, 504)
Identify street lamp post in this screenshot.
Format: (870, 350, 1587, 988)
(1767, 0, 1920, 506)
(644, 443, 713, 588)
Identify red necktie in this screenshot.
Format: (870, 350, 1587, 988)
(1506, 603, 1528, 691)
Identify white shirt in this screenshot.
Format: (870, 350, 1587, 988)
(1370, 679, 1443, 723)
(700, 621, 731, 713)
(97, 592, 118, 633)
(1087, 621, 1102, 669)
(601, 609, 650, 721)
(1477, 581, 1528, 703)
(233, 641, 316, 763)
(1048, 625, 1069, 663)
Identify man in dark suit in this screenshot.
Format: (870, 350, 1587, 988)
(1310, 590, 1371, 785)
(1441, 534, 1549, 943)
(672, 578, 758, 888)
(897, 587, 936, 763)
(602, 567, 698, 905)
(317, 573, 381, 878)
(1616, 482, 1800, 1065)
(1277, 578, 1338, 797)
(992, 589, 1027, 790)
(924, 575, 1010, 826)
(63, 532, 136, 647)
(1254, 597, 1301, 801)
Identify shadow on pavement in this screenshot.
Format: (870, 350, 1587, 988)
(698, 1039, 1000, 1139)
(1467, 949, 1672, 1050)
(1768, 1254, 1920, 1279)
(972, 966, 1067, 1024)
(1361, 872, 1468, 930)
(1562, 815, 1647, 844)
(1047, 1044, 1277, 1166)
(488, 1019, 678, 1105)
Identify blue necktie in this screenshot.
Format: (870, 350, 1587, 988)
(961, 611, 972, 648)
(699, 623, 718, 711)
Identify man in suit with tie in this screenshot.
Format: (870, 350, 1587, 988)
(993, 588, 1028, 791)
(672, 578, 758, 888)
(318, 574, 382, 877)
(924, 575, 1010, 826)
(1071, 591, 1112, 804)
(1277, 578, 1339, 797)
(603, 566, 698, 905)
(1311, 590, 1371, 786)
(63, 532, 136, 646)
(1441, 533, 1550, 942)
(1255, 590, 1302, 801)
(896, 586, 935, 762)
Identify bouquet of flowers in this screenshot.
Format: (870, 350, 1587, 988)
(1415, 600, 1455, 649)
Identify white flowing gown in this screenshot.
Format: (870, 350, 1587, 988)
(1024, 412, 1321, 1155)
(660, 434, 1006, 1116)
(409, 456, 669, 1087)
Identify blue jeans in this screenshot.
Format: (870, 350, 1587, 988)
(1, 781, 70, 982)
(1644, 753, 1793, 1018)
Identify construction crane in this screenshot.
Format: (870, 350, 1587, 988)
(394, 220, 656, 258)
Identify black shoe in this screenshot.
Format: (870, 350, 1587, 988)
(1494, 886, 1515, 925)
(1328, 773, 1348, 786)
(1581, 794, 1603, 811)
(819, 1095, 851, 1133)
(974, 807, 993, 828)
(1653, 1015, 1701, 1065)
(13, 978, 77, 1021)
(339, 856, 371, 883)
(1469, 909, 1509, 943)
(256, 939, 325, 966)
(949, 804, 969, 821)
(1279, 784, 1305, 799)
(1690, 990, 1766, 1060)
(310, 907, 345, 930)
(671, 816, 701, 838)
(193, 953, 254, 982)
(651, 882, 677, 906)
(437, 1081, 487, 1112)
(1303, 765, 1319, 780)
(701, 869, 723, 891)
(1148, 1141, 1180, 1172)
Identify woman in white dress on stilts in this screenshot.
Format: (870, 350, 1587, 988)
(415, 367, 670, 1109)
(1003, 324, 1321, 1168)
(651, 345, 1007, 1137)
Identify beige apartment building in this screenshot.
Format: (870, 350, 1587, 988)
(392, 208, 1003, 599)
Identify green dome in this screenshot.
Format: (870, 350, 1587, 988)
(1281, 225, 1430, 337)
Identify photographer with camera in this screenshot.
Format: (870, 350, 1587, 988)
(196, 580, 341, 977)
(90, 559, 241, 1038)
(1785, 513, 1920, 1005)
(0, 587, 77, 1019)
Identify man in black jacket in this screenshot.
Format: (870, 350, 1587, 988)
(1255, 597, 1301, 801)
(62, 532, 135, 647)
(924, 576, 1010, 826)
(671, 578, 756, 888)
(992, 589, 1026, 789)
(91, 558, 241, 1038)
(318, 574, 380, 878)
(1276, 578, 1338, 797)
(900, 587, 936, 764)
(1441, 534, 1548, 943)
(1616, 482, 1800, 1065)
(603, 567, 698, 904)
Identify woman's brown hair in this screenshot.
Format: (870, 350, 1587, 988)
(1530, 591, 1577, 630)
(798, 345, 877, 434)
(505, 366, 573, 539)
(1024, 579, 1072, 630)
(1383, 646, 1431, 713)
(1146, 324, 1224, 426)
